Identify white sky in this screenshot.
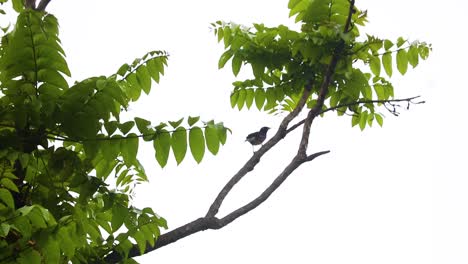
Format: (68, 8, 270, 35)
(5, 0, 468, 263)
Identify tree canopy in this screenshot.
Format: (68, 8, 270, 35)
(0, 0, 430, 263)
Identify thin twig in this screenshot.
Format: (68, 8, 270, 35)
(286, 96, 423, 134)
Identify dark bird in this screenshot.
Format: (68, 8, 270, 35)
(245, 127, 270, 153)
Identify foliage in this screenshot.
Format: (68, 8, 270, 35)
(214, 0, 430, 130)
(0, 0, 431, 263)
(0, 5, 228, 264)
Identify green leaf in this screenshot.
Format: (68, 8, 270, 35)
(407, 45, 419, 68)
(218, 50, 233, 69)
(188, 116, 200, 127)
(396, 37, 406, 48)
(374, 84, 385, 100)
(12, 0, 24, 12)
(84, 220, 101, 242)
(171, 127, 187, 165)
(383, 39, 393, 51)
(205, 125, 219, 155)
(154, 131, 171, 168)
(216, 27, 224, 42)
(189, 127, 205, 163)
(0, 188, 14, 208)
(43, 238, 60, 264)
(254, 88, 266, 110)
(382, 52, 392, 77)
(126, 73, 142, 101)
(359, 111, 368, 131)
(217, 126, 228, 145)
(132, 230, 146, 255)
(57, 227, 75, 258)
(116, 169, 129, 187)
(232, 55, 242, 76)
(140, 225, 155, 247)
(264, 88, 276, 110)
(245, 89, 254, 109)
(351, 114, 359, 127)
(369, 56, 381, 76)
(367, 113, 374, 127)
(361, 84, 372, 100)
(119, 121, 135, 134)
(418, 45, 430, 60)
(375, 113, 384, 127)
(223, 26, 232, 48)
(13, 216, 32, 238)
(230, 90, 239, 108)
(18, 249, 41, 264)
(146, 59, 163, 83)
(0, 223, 10, 237)
(396, 49, 408, 75)
(121, 135, 139, 166)
(135, 117, 151, 133)
(289, 0, 308, 18)
(104, 121, 118, 135)
(136, 65, 152, 94)
(168, 118, 184, 129)
(117, 63, 130, 76)
(38, 69, 69, 89)
(1, 178, 19, 192)
(112, 204, 128, 231)
(27, 207, 47, 228)
(237, 89, 246, 110)
(101, 139, 121, 161)
(251, 63, 264, 79)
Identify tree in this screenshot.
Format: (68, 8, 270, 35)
(0, 0, 430, 263)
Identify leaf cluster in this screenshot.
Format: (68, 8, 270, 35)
(214, 0, 431, 129)
(0, 6, 229, 263)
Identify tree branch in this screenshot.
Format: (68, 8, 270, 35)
(217, 150, 330, 226)
(100, 2, 386, 263)
(23, 0, 52, 11)
(205, 85, 313, 218)
(24, 0, 36, 9)
(286, 96, 424, 134)
(100, 65, 318, 264)
(296, 0, 355, 156)
(102, 150, 330, 263)
(36, 0, 52, 11)
(103, 217, 220, 263)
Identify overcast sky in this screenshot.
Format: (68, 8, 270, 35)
(5, 0, 468, 263)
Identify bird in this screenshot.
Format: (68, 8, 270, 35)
(245, 127, 270, 153)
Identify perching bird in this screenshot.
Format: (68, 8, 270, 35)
(245, 127, 270, 153)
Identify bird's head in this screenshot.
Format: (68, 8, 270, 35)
(260, 127, 270, 134)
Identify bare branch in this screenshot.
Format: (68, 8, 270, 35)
(286, 96, 424, 134)
(205, 85, 313, 218)
(102, 150, 330, 263)
(25, 0, 36, 9)
(218, 150, 330, 226)
(36, 0, 52, 11)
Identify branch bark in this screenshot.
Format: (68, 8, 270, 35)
(36, 0, 52, 11)
(296, 0, 355, 157)
(23, 0, 52, 11)
(102, 150, 330, 263)
(206, 85, 313, 218)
